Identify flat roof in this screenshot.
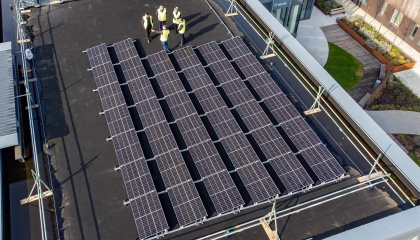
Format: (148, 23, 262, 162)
(20, 0, 415, 239)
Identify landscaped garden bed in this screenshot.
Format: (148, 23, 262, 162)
(338, 15, 415, 72)
(315, 0, 345, 16)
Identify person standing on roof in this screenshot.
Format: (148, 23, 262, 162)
(156, 6, 167, 31)
(173, 7, 181, 34)
(142, 13, 153, 43)
(178, 17, 186, 45)
(152, 25, 171, 53)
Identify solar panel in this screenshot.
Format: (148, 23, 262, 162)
(86, 43, 110, 68)
(147, 51, 173, 75)
(234, 54, 266, 78)
(136, 98, 167, 128)
(155, 70, 185, 97)
(131, 192, 168, 239)
(182, 65, 213, 90)
(193, 86, 227, 113)
(155, 149, 192, 188)
(251, 125, 291, 160)
(198, 41, 226, 64)
(221, 80, 254, 105)
(176, 115, 209, 146)
(128, 77, 155, 103)
(263, 94, 301, 124)
(202, 171, 244, 213)
(188, 140, 227, 176)
(97, 82, 126, 111)
(167, 181, 207, 226)
(234, 101, 272, 131)
(208, 60, 241, 85)
(165, 92, 197, 120)
(222, 37, 253, 59)
(300, 144, 346, 182)
(246, 73, 283, 99)
(113, 132, 144, 166)
(206, 108, 242, 138)
(145, 122, 178, 155)
(269, 152, 313, 193)
(236, 162, 279, 203)
(173, 47, 201, 69)
(92, 63, 117, 88)
(120, 161, 155, 199)
(220, 133, 259, 167)
(280, 117, 322, 150)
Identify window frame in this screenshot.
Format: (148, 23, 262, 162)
(409, 24, 419, 40)
(390, 9, 404, 27)
(379, 2, 388, 16)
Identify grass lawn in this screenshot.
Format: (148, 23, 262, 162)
(393, 134, 420, 167)
(324, 42, 364, 91)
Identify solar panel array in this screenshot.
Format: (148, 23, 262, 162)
(174, 47, 280, 202)
(222, 37, 345, 182)
(86, 44, 168, 239)
(113, 39, 207, 227)
(146, 50, 244, 214)
(197, 42, 314, 193)
(86, 36, 346, 239)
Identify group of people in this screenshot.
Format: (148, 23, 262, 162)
(142, 6, 186, 53)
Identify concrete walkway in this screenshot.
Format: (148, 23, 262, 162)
(366, 110, 420, 134)
(337, 0, 420, 98)
(321, 24, 380, 101)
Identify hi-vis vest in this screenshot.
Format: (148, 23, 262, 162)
(179, 20, 186, 34)
(160, 29, 170, 42)
(143, 15, 153, 29)
(158, 8, 167, 21)
(173, 11, 181, 24)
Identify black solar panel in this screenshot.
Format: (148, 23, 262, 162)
(188, 140, 227, 176)
(147, 51, 173, 75)
(131, 193, 168, 239)
(92, 64, 116, 88)
(113, 132, 144, 166)
(251, 125, 291, 160)
(173, 47, 201, 69)
(236, 162, 280, 203)
(156, 70, 185, 97)
(97, 82, 126, 111)
(206, 108, 242, 137)
(220, 133, 259, 167)
(208, 60, 242, 85)
(263, 94, 301, 124)
(165, 92, 197, 120)
(281, 117, 322, 150)
(86, 43, 110, 68)
(193, 86, 226, 113)
(155, 149, 192, 188)
(145, 122, 178, 155)
(198, 41, 226, 64)
(176, 115, 209, 146)
(120, 161, 155, 199)
(246, 73, 283, 99)
(221, 80, 254, 105)
(222, 37, 253, 59)
(136, 98, 167, 128)
(300, 144, 345, 182)
(234, 101, 272, 131)
(269, 152, 313, 193)
(167, 181, 207, 226)
(128, 77, 156, 103)
(183, 66, 213, 90)
(234, 54, 266, 78)
(202, 171, 244, 213)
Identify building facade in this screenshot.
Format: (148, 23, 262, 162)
(352, 0, 420, 52)
(259, 0, 315, 36)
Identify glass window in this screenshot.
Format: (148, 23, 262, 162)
(390, 9, 404, 27)
(379, 2, 388, 16)
(410, 24, 419, 40)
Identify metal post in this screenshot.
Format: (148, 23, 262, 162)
(368, 154, 382, 180)
(260, 32, 276, 59)
(304, 86, 325, 115)
(225, 0, 238, 17)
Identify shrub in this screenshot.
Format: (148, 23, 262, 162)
(365, 39, 377, 49)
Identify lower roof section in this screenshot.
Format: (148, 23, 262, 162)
(326, 206, 420, 240)
(0, 42, 18, 149)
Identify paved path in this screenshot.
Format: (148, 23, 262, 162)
(321, 24, 380, 102)
(366, 110, 420, 134)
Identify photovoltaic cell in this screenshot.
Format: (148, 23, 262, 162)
(236, 162, 279, 203)
(263, 94, 301, 124)
(206, 108, 242, 138)
(300, 144, 345, 182)
(165, 92, 197, 120)
(208, 60, 241, 85)
(136, 98, 166, 128)
(176, 115, 209, 146)
(182, 65, 213, 90)
(147, 51, 173, 75)
(155, 149, 192, 188)
(128, 77, 155, 103)
(222, 80, 254, 105)
(145, 122, 178, 155)
(188, 140, 226, 176)
(246, 73, 283, 99)
(234, 101, 272, 131)
(167, 181, 207, 226)
(198, 41, 226, 64)
(222, 37, 253, 59)
(193, 86, 227, 113)
(202, 171, 245, 213)
(234, 54, 266, 78)
(173, 47, 201, 69)
(86, 43, 110, 68)
(97, 82, 126, 111)
(281, 117, 322, 150)
(251, 125, 291, 160)
(220, 133, 259, 167)
(91, 64, 117, 88)
(156, 70, 185, 96)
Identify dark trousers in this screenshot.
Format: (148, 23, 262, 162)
(145, 27, 151, 40)
(174, 24, 179, 33)
(159, 21, 166, 31)
(180, 33, 185, 45)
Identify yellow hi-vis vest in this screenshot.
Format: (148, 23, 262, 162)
(179, 20, 186, 34)
(158, 8, 167, 21)
(143, 15, 153, 29)
(173, 11, 181, 24)
(160, 29, 170, 42)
